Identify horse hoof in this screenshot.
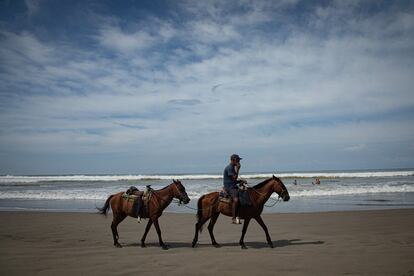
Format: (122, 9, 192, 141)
(141, 243, 146, 248)
(241, 244, 248, 249)
(114, 243, 122, 248)
(191, 243, 197, 248)
(213, 243, 221, 248)
(161, 245, 169, 250)
(268, 243, 274, 248)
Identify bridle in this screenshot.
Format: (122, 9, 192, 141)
(278, 187, 288, 200)
(272, 177, 289, 200)
(251, 178, 288, 200)
(171, 181, 188, 204)
(150, 181, 188, 206)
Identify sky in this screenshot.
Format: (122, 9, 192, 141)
(0, 0, 414, 175)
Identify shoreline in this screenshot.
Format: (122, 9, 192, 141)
(0, 205, 414, 216)
(1, 208, 413, 275)
(2, 191, 414, 214)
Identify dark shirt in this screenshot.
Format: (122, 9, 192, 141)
(223, 164, 238, 190)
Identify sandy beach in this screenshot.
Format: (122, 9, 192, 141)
(0, 209, 413, 275)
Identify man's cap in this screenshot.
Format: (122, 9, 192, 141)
(230, 154, 242, 161)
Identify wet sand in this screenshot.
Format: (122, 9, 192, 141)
(0, 209, 413, 275)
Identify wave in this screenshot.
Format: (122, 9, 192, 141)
(1, 184, 413, 200)
(277, 171, 414, 178)
(0, 170, 413, 183)
(289, 184, 414, 197)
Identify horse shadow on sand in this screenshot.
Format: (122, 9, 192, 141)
(123, 239, 324, 249)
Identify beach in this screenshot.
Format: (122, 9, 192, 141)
(1, 209, 413, 275)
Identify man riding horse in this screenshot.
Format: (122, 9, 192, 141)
(223, 154, 247, 224)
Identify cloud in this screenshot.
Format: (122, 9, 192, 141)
(98, 26, 156, 54)
(115, 123, 146, 129)
(187, 21, 241, 43)
(344, 144, 366, 152)
(25, 0, 43, 16)
(168, 99, 202, 106)
(0, 0, 414, 173)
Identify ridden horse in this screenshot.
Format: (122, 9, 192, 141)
(98, 180, 190, 250)
(192, 175, 290, 249)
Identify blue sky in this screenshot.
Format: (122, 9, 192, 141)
(0, 0, 414, 174)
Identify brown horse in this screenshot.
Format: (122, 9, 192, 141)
(192, 175, 290, 249)
(98, 180, 190, 250)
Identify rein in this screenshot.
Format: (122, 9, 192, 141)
(264, 196, 282, 207)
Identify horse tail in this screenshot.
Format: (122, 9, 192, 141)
(97, 194, 114, 216)
(196, 195, 205, 233)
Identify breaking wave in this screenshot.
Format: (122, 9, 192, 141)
(1, 183, 413, 201)
(1, 170, 413, 184)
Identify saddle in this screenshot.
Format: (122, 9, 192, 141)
(141, 185, 153, 213)
(122, 186, 140, 201)
(219, 189, 232, 204)
(121, 186, 153, 217)
(219, 187, 252, 206)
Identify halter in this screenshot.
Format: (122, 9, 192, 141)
(250, 178, 288, 202)
(150, 182, 187, 206)
(278, 187, 288, 200)
(171, 181, 187, 204)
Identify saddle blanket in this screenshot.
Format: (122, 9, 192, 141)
(219, 189, 251, 206)
(121, 186, 153, 217)
(121, 193, 138, 201)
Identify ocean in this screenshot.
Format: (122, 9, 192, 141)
(1, 169, 414, 213)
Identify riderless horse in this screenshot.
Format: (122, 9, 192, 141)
(98, 180, 190, 250)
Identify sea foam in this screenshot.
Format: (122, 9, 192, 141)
(1, 182, 413, 200)
(1, 170, 413, 184)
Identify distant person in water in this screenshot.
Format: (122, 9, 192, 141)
(313, 178, 320, 185)
(293, 179, 297, 185)
(223, 154, 246, 224)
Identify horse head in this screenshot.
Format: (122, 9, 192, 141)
(172, 179, 190, 204)
(272, 175, 290, 201)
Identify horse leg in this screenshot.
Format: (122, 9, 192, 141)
(207, 212, 220, 247)
(192, 221, 200, 248)
(111, 213, 126, 248)
(239, 218, 251, 249)
(153, 218, 168, 250)
(140, 219, 153, 248)
(192, 217, 209, 248)
(255, 215, 273, 248)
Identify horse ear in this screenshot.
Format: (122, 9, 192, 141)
(272, 175, 276, 179)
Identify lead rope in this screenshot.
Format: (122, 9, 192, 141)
(172, 197, 218, 211)
(153, 183, 218, 212)
(174, 194, 281, 210)
(174, 182, 283, 211)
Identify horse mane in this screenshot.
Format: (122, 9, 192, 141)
(252, 177, 274, 189)
(156, 184, 172, 191)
